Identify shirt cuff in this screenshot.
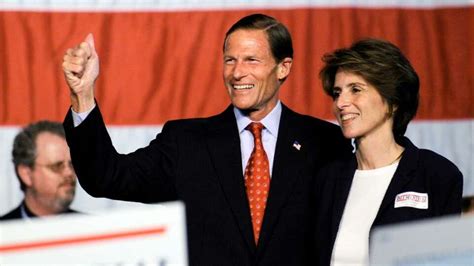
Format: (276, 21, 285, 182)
(71, 104, 96, 127)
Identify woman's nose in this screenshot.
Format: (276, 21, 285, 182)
(335, 92, 351, 109)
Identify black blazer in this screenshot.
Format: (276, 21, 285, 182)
(63, 103, 351, 266)
(314, 137, 463, 266)
(0, 202, 78, 220)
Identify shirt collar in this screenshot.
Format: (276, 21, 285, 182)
(21, 201, 37, 219)
(233, 101, 282, 137)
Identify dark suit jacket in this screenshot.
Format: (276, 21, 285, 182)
(0, 202, 78, 220)
(64, 103, 351, 266)
(314, 137, 463, 266)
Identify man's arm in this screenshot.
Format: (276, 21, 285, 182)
(62, 35, 178, 203)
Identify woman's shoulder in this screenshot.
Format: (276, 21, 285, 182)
(412, 149, 464, 191)
(417, 148, 461, 175)
(400, 137, 462, 178)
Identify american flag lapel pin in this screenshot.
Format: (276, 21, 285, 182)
(292, 141, 301, 151)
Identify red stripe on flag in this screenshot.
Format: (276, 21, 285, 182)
(0, 225, 167, 253)
(0, 7, 472, 125)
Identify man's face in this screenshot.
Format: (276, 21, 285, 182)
(223, 29, 292, 120)
(26, 132, 76, 214)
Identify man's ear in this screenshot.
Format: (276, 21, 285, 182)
(277, 57, 293, 81)
(18, 165, 33, 188)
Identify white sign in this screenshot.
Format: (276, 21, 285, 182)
(0, 201, 188, 265)
(370, 214, 474, 265)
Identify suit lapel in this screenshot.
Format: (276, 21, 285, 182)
(375, 137, 418, 218)
(332, 158, 356, 239)
(256, 106, 307, 252)
(205, 106, 256, 252)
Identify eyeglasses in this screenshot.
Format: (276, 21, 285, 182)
(35, 160, 75, 174)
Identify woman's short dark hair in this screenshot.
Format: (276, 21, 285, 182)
(223, 13, 293, 63)
(320, 38, 419, 139)
(12, 120, 65, 191)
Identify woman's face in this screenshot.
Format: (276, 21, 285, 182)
(332, 70, 393, 141)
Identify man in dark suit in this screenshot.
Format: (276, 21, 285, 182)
(62, 14, 351, 265)
(1, 121, 77, 221)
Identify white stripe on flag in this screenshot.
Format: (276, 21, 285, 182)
(0, 0, 472, 12)
(0, 119, 472, 215)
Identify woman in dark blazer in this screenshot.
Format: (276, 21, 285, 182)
(314, 38, 463, 266)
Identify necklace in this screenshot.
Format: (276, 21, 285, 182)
(356, 148, 405, 169)
(389, 152, 404, 165)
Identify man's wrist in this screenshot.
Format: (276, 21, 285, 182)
(71, 102, 96, 127)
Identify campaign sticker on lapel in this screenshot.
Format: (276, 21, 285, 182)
(394, 191, 428, 209)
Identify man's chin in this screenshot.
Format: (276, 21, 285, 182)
(58, 189, 75, 203)
(56, 197, 74, 210)
(232, 101, 257, 112)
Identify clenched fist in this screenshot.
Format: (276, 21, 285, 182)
(62, 33, 99, 112)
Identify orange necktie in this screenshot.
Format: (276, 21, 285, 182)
(244, 122, 270, 244)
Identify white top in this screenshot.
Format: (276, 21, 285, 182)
(331, 161, 399, 266)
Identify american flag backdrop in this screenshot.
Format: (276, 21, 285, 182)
(0, 0, 472, 214)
